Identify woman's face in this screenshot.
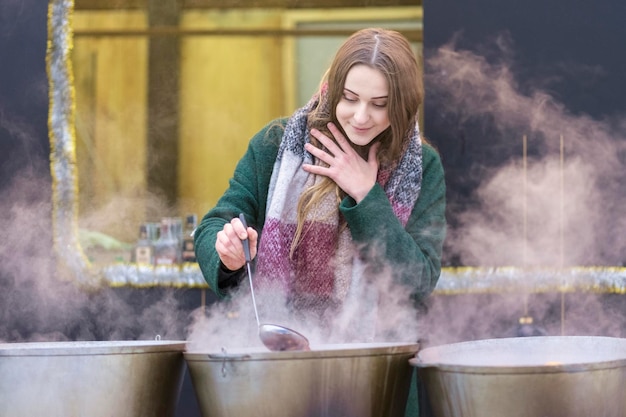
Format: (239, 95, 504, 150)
(335, 64, 391, 147)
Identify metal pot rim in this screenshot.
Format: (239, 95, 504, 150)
(410, 358, 626, 373)
(411, 336, 626, 373)
(0, 340, 187, 356)
(184, 341, 419, 361)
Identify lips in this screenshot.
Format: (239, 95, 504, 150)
(350, 125, 372, 134)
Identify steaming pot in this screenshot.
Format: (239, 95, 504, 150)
(184, 342, 419, 417)
(411, 336, 626, 417)
(0, 340, 186, 417)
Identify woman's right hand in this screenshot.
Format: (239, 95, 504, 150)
(215, 216, 258, 271)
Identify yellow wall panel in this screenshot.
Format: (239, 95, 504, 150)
(73, 11, 149, 241)
(178, 10, 285, 216)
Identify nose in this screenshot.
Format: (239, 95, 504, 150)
(353, 103, 370, 124)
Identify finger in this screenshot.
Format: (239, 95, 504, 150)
(230, 217, 248, 240)
(233, 216, 259, 259)
(221, 224, 243, 256)
(215, 229, 245, 270)
(368, 141, 381, 164)
(304, 142, 334, 166)
(326, 122, 351, 151)
(247, 227, 259, 259)
(310, 128, 341, 157)
(302, 162, 328, 177)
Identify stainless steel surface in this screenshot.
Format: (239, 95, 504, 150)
(185, 342, 419, 417)
(0, 340, 186, 417)
(238, 213, 310, 352)
(258, 323, 311, 351)
(411, 336, 626, 417)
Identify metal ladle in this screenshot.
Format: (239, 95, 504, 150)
(239, 214, 310, 352)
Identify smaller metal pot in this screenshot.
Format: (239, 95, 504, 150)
(411, 336, 626, 417)
(0, 340, 186, 417)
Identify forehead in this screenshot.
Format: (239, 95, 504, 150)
(344, 65, 388, 97)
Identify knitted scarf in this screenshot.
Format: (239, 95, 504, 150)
(255, 93, 423, 311)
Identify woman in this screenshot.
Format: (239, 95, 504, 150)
(195, 27, 445, 416)
(195, 26, 445, 321)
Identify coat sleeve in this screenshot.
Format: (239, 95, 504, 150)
(193, 121, 282, 298)
(340, 143, 446, 303)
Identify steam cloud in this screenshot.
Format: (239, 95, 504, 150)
(187, 264, 423, 352)
(0, 175, 188, 343)
(426, 35, 626, 267)
(414, 35, 626, 346)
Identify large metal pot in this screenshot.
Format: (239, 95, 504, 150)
(0, 340, 186, 417)
(185, 342, 419, 417)
(410, 336, 626, 417)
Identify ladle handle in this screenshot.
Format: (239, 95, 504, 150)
(239, 213, 252, 263)
(238, 213, 261, 327)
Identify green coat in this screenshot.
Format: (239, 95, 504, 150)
(195, 118, 446, 303)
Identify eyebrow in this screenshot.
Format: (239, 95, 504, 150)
(344, 88, 388, 100)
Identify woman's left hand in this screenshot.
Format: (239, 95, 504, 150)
(303, 122, 380, 203)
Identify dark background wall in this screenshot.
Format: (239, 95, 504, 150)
(423, 0, 626, 266)
(0, 0, 50, 192)
(425, 0, 626, 119)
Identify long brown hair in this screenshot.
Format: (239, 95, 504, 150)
(292, 28, 423, 255)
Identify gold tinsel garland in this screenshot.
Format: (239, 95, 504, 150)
(48, 0, 99, 287)
(437, 266, 626, 295)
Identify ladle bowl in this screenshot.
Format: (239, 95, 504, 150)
(259, 324, 310, 351)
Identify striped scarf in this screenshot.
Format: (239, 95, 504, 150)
(255, 93, 423, 313)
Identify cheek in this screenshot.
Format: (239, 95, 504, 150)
(376, 111, 391, 128)
(335, 105, 354, 133)
(335, 103, 349, 121)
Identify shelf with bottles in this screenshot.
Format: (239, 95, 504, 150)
(79, 213, 205, 286)
(89, 213, 206, 287)
(130, 214, 198, 267)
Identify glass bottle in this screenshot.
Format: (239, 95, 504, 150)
(154, 218, 179, 265)
(171, 217, 183, 256)
(181, 214, 198, 262)
(146, 222, 160, 243)
(131, 224, 154, 265)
